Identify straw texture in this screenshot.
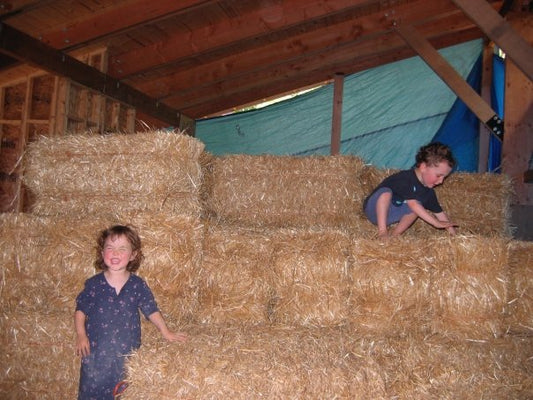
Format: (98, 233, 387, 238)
(23, 131, 204, 217)
(1, 133, 529, 399)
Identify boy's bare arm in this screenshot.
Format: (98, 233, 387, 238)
(435, 211, 457, 235)
(407, 200, 457, 230)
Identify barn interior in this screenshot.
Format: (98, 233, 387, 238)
(0, 0, 532, 399)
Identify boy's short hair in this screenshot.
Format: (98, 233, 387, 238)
(415, 142, 456, 169)
(94, 225, 144, 272)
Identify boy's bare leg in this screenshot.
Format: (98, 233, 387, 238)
(375, 191, 392, 237)
(391, 213, 418, 236)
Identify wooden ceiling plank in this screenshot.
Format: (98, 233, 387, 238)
(451, 0, 533, 82)
(169, 27, 481, 117)
(0, 22, 186, 127)
(182, 45, 421, 118)
(108, 0, 423, 78)
(135, 11, 479, 101)
(396, 23, 503, 140)
(36, 0, 219, 49)
(0, 0, 42, 17)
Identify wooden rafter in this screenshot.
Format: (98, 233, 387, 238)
(395, 24, 504, 140)
(451, 0, 533, 82)
(0, 22, 187, 127)
(110, 0, 422, 79)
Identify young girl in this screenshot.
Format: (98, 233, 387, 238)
(74, 225, 187, 400)
(363, 142, 458, 239)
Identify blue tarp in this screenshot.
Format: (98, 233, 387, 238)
(489, 55, 505, 172)
(196, 40, 491, 171)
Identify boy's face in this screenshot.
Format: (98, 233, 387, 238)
(102, 234, 136, 272)
(419, 161, 452, 188)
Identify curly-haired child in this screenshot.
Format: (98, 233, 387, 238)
(363, 142, 458, 239)
(74, 224, 187, 399)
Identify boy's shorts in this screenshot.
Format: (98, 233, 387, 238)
(363, 187, 413, 226)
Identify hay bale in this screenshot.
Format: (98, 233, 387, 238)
(123, 325, 388, 399)
(429, 236, 510, 339)
(123, 325, 532, 399)
(0, 213, 203, 321)
(390, 334, 533, 399)
(348, 237, 434, 336)
(506, 240, 533, 335)
(435, 172, 513, 237)
(23, 131, 204, 217)
(198, 224, 353, 326)
(204, 155, 368, 229)
(196, 224, 276, 324)
(269, 228, 353, 326)
(0, 312, 78, 399)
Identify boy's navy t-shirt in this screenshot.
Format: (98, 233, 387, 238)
(365, 169, 443, 213)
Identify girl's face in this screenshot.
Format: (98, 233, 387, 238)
(102, 234, 136, 272)
(419, 161, 452, 188)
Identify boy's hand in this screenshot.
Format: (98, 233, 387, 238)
(434, 220, 457, 230)
(76, 334, 90, 357)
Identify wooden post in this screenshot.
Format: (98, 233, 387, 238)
(331, 73, 344, 155)
(502, 14, 533, 205)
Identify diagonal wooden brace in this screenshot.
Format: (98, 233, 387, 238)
(395, 23, 503, 141)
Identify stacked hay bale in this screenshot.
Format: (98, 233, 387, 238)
(2, 140, 532, 399)
(0, 132, 205, 399)
(125, 154, 531, 399)
(202, 154, 371, 232)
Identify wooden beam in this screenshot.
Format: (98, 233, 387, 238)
(0, 23, 186, 128)
(331, 73, 344, 155)
(451, 0, 533, 82)
(395, 23, 503, 140)
(501, 15, 533, 205)
(110, 0, 447, 79)
(175, 27, 483, 118)
(38, 0, 215, 49)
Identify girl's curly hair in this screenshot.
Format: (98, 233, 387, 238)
(415, 142, 456, 169)
(94, 225, 144, 272)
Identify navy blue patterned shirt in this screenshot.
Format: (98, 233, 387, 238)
(76, 272, 159, 355)
(76, 272, 159, 399)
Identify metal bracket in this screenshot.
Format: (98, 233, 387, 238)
(485, 114, 504, 141)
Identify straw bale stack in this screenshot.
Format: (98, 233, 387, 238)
(203, 155, 369, 230)
(123, 325, 389, 399)
(435, 172, 513, 237)
(0, 212, 203, 319)
(4, 134, 528, 399)
(198, 224, 353, 327)
(123, 324, 533, 400)
(196, 224, 277, 324)
(507, 240, 533, 335)
(347, 236, 514, 339)
(23, 131, 204, 217)
(0, 312, 78, 399)
(389, 334, 533, 398)
(348, 237, 434, 336)
(0, 212, 203, 398)
(269, 228, 352, 326)
(428, 236, 510, 339)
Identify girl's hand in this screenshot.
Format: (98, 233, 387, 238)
(163, 330, 188, 343)
(76, 334, 91, 357)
